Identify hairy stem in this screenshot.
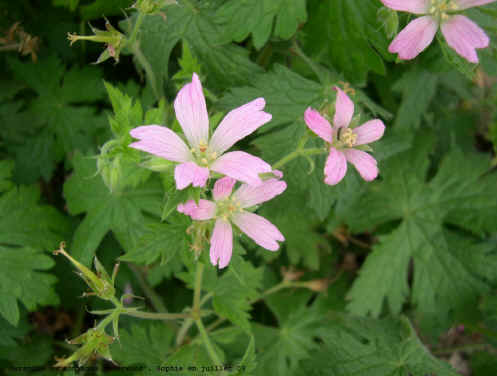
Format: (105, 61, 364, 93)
(123, 310, 191, 320)
(128, 263, 168, 313)
(196, 319, 224, 368)
(127, 12, 145, 48)
(273, 147, 327, 169)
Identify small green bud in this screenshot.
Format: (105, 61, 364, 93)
(54, 327, 114, 367)
(68, 20, 125, 63)
(133, 0, 177, 15)
(53, 243, 116, 301)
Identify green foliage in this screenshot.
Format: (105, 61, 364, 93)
(63, 152, 163, 265)
(346, 134, 497, 330)
(0, 246, 58, 325)
(302, 0, 390, 84)
(215, 0, 307, 49)
(5, 56, 106, 183)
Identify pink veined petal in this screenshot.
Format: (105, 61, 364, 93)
(210, 219, 233, 269)
(441, 15, 490, 64)
(210, 151, 272, 187)
(129, 125, 192, 163)
(333, 87, 355, 129)
(233, 179, 287, 208)
(174, 162, 209, 190)
(209, 98, 272, 155)
(173, 73, 209, 149)
(324, 148, 347, 186)
(212, 177, 236, 201)
(232, 212, 284, 251)
(343, 149, 379, 182)
(455, 0, 497, 10)
(388, 16, 438, 60)
(354, 119, 386, 146)
(304, 107, 333, 143)
(177, 199, 216, 220)
(380, 0, 430, 14)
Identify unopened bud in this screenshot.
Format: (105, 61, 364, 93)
(133, 0, 177, 15)
(302, 278, 330, 292)
(54, 327, 114, 367)
(68, 20, 125, 64)
(53, 243, 116, 301)
(281, 266, 304, 282)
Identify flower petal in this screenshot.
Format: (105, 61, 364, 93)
(210, 219, 233, 269)
(212, 177, 236, 201)
(441, 15, 489, 64)
(174, 162, 209, 190)
(388, 16, 438, 60)
(333, 87, 355, 129)
(173, 73, 209, 148)
(354, 119, 386, 146)
(177, 199, 216, 220)
(209, 98, 272, 155)
(232, 212, 284, 251)
(129, 125, 192, 162)
(210, 151, 272, 187)
(343, 149, 379, 182)
(304, 107, 333, 143)
(324, 148, 347, 186)
(380, 0, 430, 14)
(233, 179, 287, 208)
(455, 0, 497, 10)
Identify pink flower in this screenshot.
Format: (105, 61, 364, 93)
(129, 73, 273, 189)
(177, 177, 286, 268)
(381, 0, 495, 63)
(304, 87, 385, 185)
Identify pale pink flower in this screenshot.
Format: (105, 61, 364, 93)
(129, 73, 273, 189)
(304, 87, 385, 185)
(381, 0, 495, 63)
(177, 177, 286, 268)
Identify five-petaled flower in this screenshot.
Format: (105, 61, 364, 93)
(304, 87, 385, 185)
(381, 0, 495, 63)
(177, 177, 287, 268)
(129, 73, 273, 189)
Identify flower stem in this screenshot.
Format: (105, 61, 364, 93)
(127, 11, 145, 48)
(193, 262, 204, 315)
(196, 318, 223, 366)
(291, 41, 326, 84)
(123, 310, 191, 320)
(128, 263, 168, 313)
(272, 147, 327, 169)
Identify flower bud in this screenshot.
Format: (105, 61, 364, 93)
(68, 20, 125, 64)
(302, 278, 330, 292)
(54, 327, 114, 367)
(53, 243, 116, 301)
(133, 0, 177, 15)
(281, 266, 304, 282)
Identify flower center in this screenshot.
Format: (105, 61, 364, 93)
(191, 141, 217, 167)
(429, 0, 458, 21)
(216, 198, 242, 221)
(338, 128, 357, 148)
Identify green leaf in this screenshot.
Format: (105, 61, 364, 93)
(302, 0, 390, 84)
(119, 218, 189, 265)
(63, 152, 163, 265)
(6, 56, 106, 183)
(215, 0, 307, 49)
(301, 314, 459, 376)
(0, 247, 58, 325)
(212, 254, 263, 332)
(346, 134, 497, 330)
(123, 1, 262, 93)
(253, 291, 322, 376)
(392, 67, 439, 129)
(111, 321, 175, 365)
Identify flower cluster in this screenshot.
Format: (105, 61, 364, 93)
(129, 74, 386, 268)
(381, 0, 496, 63)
